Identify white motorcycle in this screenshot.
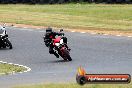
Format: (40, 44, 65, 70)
(0, 26, 12, 49)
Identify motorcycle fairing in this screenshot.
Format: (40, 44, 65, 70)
(53, 37, 61, 43)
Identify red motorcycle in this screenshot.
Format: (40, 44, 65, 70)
(52, 33, 72, 61)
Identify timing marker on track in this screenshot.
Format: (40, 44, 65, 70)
(0, 61, 31, 75)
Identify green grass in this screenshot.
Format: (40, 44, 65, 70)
(14, 83, 132, 88)
(0, 4, 132, 32)
(0, 63, 26, 75)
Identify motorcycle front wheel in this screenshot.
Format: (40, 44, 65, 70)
(63, 49, 72, 61)
(5, 39, 13, 49)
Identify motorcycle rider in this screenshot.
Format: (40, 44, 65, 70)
(0, 25, 6, 35)
(0, 25, 5, 31)
(0, 25, 5, 37)
(44, 27, 70, 58)
(0, 25, 12, 49)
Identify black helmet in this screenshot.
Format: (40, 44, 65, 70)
(46, 27, 52, 33)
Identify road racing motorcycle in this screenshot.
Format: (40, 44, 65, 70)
(44, 29, 72, 61)
(0, 26, 12, 49)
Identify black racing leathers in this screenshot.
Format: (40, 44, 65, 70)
(44, 32, 64, 58)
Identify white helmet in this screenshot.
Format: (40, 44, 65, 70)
(0, 25, 5, 30)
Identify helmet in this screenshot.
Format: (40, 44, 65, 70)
(46, 27, 52, 33)
(0, 25, 4, 30)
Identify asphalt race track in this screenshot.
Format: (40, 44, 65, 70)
(0, 27, 132, 88)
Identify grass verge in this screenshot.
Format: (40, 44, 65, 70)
(0, 4, 132, 32)
(0, 63, 27, 75)
(14, 83, 132, 88)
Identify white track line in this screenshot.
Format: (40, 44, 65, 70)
(23, 27, 28, 29)
(36, 28, 41, 29)
(39, 31, 45, 32)
(13, 26, 18, 28)
(91, 33, 97, 35)
(81, 32, 86, 33)
(103, 34, 109, 35)
(116, 35, 121, 36)
(0, 61, 31, 75)
(8, 63, 13, 65)
(128, 36, 132, 37)
(71, 31, 75, 32)
(12, 26, 132, 38)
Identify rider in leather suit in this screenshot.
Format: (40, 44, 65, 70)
(44, 27, 67, 58)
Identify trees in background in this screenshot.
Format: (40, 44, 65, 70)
(0, 0, 131, 4)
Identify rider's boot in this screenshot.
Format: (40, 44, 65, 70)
(49, 48, 59, 58)
(53, 51, 59, 58)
